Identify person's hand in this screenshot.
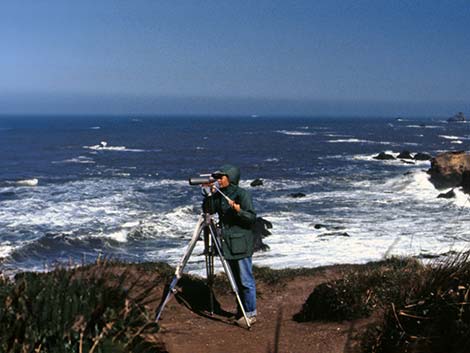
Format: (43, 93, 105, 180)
(229, 200, 241, 213)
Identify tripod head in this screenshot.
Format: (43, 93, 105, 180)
(189, 173, 234, 215)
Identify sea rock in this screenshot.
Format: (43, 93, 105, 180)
(373, 152, 395, 160)
(437, 189, 456, 199)
(397, 151, 413, 159)
(319, 232, 350, 238)
(413, 153, 432, 161)
(447, 112, 466, 122)
(428, 151, 470, 190)
(289, 192, 306, 198)
(461, 171, 470, 193)
(252, 217, 272, 252)
(250, 178, 264, 187)
(313, 224, 345, 231)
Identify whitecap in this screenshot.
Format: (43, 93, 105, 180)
(83, 144, 145, 152)
(439, 135, 461, 140)
(451, 140, 463, 144)
(407, 125, 444, 129)
(275, 130, 315, 136)
(99, 229, 128, 242)
(89, 126, 101, 130)
(53, 156, 95, 164)
(16, 178, 38, 187)
(328, 139, 391, 145)
(0, 243, 15, 258)
(452, 188, 470, 208)
(264, 158, 279, 162)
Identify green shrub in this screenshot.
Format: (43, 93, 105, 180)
(294, 258, 423, 322)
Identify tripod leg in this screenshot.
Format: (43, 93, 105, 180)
(204, 226, 216, 315)
(208, 224, 252, 329)
(155, 215, 205, 322)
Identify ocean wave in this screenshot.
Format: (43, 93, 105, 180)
(15, 179, 38, 186)
(328, 139, 392, 145)
(0, 242, 15, 258)
(452, 188, 470, 208)
(407, 125, 444, 129)
(52, 156, 95, 164)
(439, 135, 461, 140)
(275, 130, 315, 136)
(83, 141, 145, 152)
(89, 126, 101, 130)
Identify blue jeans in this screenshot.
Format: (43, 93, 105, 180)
(228, 257, 257, 317)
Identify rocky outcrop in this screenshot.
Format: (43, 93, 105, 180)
(250, 178, 263, 187)
(437, 189, 456, 199)
(289, 192, 306, 198)
(397, 151, 413, 159)
(428, 151, 470, 190)
(374, 152, 395, 160)
(447, 112, 466, 122)
(413, 153, 432, 161)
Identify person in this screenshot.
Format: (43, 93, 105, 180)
(204, 164, 257, 327)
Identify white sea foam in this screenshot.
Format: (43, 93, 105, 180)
(16, 179, 38, 186)
(101, 229, 128, 242)
(451, 140, 463, 144)
(328, 139, 392, 145)
(0, 243, 15, 258)
(453, 188, 470, 208)
(53, 156, 95, 164)
(90, 126, 101, 130)
(407, 125, 444, 129)
(275, 130, 315, 136)
(83, 141, 145, 152)
(439, 135, 461, 140)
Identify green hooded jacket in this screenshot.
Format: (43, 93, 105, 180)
(207, 164, 257, 260)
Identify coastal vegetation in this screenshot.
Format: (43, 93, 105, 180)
(0, 255, 469, 352)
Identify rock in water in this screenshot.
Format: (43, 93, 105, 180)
(461, 171, 470, 193)
(437, 189, 456, 199)
(428, 151, 470, 189)
(289, 192, 306, 198)
(250, 178, 263, 187)
(447, 112, 466, 122)
(397, 150, 413, 159)
(414, 152, 432, 161)
(373, 152, 395, 160)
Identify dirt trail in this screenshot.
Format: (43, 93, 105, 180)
(151, 267, 373, 353)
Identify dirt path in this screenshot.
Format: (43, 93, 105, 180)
(151, 267, 373, 353)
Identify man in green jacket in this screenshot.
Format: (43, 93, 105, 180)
(206, 164, 257, 327)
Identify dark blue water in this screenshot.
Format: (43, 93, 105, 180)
(1, 115, 470, 274)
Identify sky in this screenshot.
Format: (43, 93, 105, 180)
(0, 0, 469, 117)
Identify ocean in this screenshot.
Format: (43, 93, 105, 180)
(1, 115, 470, 275)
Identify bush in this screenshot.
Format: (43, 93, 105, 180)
(294, 258, 423, 322)
(361, 252, 470, 353)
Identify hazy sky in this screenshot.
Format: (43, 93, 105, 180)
(1, 0, 469, 116)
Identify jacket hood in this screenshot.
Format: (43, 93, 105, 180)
(213, 164, 240, 185)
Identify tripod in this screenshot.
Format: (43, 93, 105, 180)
(155, 211, 252, 329)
